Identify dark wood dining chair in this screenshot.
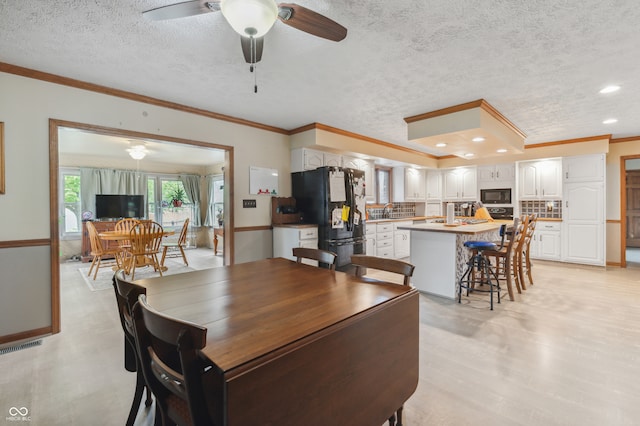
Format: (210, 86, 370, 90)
(292, 247, 337, 270)
(86, 220, 121, 280)
(350, 254, 415, 426)
(112, 270, 153, 426)
(161, 218, 190, 267)
(132, 294, 213, 426)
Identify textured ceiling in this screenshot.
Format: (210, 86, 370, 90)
(1, 0, 639, 157)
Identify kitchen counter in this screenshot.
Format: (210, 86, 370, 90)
(366, 216, 428, 224)
(272, 223, 318, 229)
(398, 222, 505, 300)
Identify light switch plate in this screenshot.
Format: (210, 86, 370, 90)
(243, 199, 257, 208)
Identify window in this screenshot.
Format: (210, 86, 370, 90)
(149, 177, 195, 229)
(375, 166, 392, 204)
(60, 169, 81, 238)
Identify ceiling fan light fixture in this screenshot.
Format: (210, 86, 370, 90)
(128, 145, 147, 160)
(221, 0, 278, 38)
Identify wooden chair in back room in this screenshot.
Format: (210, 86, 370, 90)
(86, 220, 121, 280)
(125, 221, 164, 280)
(161, 218, 190, 267)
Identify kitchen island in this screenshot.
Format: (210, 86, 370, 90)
(397, 221, 504, 299)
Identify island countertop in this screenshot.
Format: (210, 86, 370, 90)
(397, 221, 505, 235)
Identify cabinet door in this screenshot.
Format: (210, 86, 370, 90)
(477, 165, 495, 182)
(563, 154, 605, 182)
(494, 163, 515, 183)
(366, 237, 375, 256)
(304, 149, 324, 170)
(360, 160, 375, 202)
(519, 162, 539, 199)
(443, 170, 460, 199)
(323, 152, 342, 167)
(404, 168, 425, 201)
(426, 170, 442, 200)
(561, 182, 604, 265)
(538, 159, 562, 198)
(459, 167, 477, 200)
(537, 230, 561, 260)
(342, 156, 359, 170)
(394, 231, 410, 259)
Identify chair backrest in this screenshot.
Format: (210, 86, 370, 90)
(177, 218, 190, 246)
(85, 221, 105, 255)
(130, 221, 164, 254)
(292, 247, 337, 270)
(351, 254, 415, 286)
(514, 215, 531, 253)
(112, 270, 146, 371)
(115, 218, 140, 247)
(132, 294, 211, 426)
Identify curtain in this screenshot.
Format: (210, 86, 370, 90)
(203, 175, 216, 227)
(80, 168, 147, 218)
(180, 174, 202, 227)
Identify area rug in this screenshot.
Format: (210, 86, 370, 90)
(78, 258, 195, 291)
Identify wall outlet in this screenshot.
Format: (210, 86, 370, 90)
(243, 199, 257, 208)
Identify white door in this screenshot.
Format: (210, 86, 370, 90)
(519, 162, 539, 199)
(538, 159, 562, 198)
(562, 182, 604, 265)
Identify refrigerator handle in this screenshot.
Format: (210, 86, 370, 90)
(345, 169, 354, 231)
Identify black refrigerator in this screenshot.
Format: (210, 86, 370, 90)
(292, 166, 366, 272)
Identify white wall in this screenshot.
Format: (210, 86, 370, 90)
(0, 71, 290, 338)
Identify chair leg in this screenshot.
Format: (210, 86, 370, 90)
(88, 256, 98, 278)
(160, 246, 168, 267)
(179, 246, 188, 266)
(526, 249, 534, 285)
(503, 256, 515, 301)
(388, 413, 396, 426)
(396, 405, 404, 426)
(93, 257, 102, 280)
(517, 251, 527, 291)
(126, 370, 146, 426)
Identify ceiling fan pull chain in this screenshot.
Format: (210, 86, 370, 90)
(254, 63, 258, 93)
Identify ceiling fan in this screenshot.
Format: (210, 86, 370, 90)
(143, 1, 347, 77)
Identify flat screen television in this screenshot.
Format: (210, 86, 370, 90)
(95, 194, 145, 219)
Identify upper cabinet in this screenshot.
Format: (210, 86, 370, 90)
(518, 158, 562, 199)
(477, 163, 514, 184)
(443, 166, 477, 201)
(323, 152, 342, 168)
(291, 148, 324, 172)
(426, 170, 442, 201)
(392, 167, 425, 202)
(343, 156, 375, 202)
(563, 154, 605, 182)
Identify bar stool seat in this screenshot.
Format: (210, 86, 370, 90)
(458, 236, 502, 310)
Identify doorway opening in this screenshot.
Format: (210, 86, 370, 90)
(623, 156, 640, 268)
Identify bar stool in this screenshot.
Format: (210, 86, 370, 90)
(458, 225, 507, 310)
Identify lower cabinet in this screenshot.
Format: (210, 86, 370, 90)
(530, 221, 561, 260)
(273, 225, 319, 265)
(393, 221, 412, 259)
(376, 223, 394, 258)
(365, 223, 376, 255)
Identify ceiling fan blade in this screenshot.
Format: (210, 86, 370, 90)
(241, 36, 264, 64)
(277, 3, 347, 42)
(143, 0, 220, 21)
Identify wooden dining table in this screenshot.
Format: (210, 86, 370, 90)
(99, 229, 175, 271)
(132, 257, 419, 425)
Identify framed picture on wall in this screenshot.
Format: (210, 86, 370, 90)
(0, 122, 4, 194)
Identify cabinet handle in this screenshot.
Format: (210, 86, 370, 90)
(566, 201, 568, 208)
(565, 172, 568, 179)
(496, 171, 500, 178)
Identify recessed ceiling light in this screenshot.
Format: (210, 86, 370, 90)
(603, 118, 618, 124)
(497, 149, 507, 153)
(464, 153, 474, 157)
(599, 85, 620, 94)
(472, 137, 485, 142)
(436, 143, 447, 147)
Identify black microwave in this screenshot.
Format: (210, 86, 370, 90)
(480, 188, 511, 205)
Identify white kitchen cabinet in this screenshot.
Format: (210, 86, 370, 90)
(443, 167, 477, 200)
(344, 157, 375, 202)
(478, 163, 514, 184)
(561, 182, 605, 265)
(426, 170, 442, 200)
(393, 167, 426, 202)
(563, 154, 605, 182)
(323, 152, 342, 167)
(393, 221, 412, 259)
(365, 223, 376, 255)
(273, 225, 319, 265)
(376, 222, 394, 258)
(530, 221, 561, 260)
(518, 158, 562, 199)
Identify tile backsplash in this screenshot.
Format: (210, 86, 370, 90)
(367, 202, 416, 220)
(520, 200, 562, 219)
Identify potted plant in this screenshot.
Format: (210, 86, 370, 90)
(170, 188, 186, 207)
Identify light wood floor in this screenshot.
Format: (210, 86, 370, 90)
(1, 252, 639, 425)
